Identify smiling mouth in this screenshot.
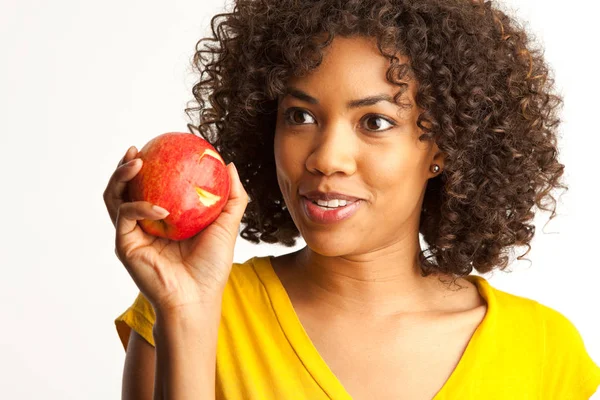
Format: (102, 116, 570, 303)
(303, 197, 359, 208)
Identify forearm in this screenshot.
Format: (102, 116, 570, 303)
(152, 298, 223, 400)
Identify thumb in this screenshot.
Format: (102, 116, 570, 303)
(212, 162, 248, 238)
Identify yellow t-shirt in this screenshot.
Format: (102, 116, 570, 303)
(115, 256, 600, 399)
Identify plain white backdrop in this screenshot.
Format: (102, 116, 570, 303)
(1, 0, 599, 398)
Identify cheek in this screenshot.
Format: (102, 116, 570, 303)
(274, 134, 291, 177)
(274, 133, 301, 197)
(274, 130, 306, 173)
(365, 150, 425, 200)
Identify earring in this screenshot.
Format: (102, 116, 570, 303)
(430, 164, 440, 173)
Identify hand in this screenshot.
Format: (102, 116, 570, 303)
(103, 146, 249, 312)
(103, 146, 139, 229)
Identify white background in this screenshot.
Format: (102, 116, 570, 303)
(1, 0, 599, 398)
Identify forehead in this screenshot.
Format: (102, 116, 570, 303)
(280, 35, 416, 105)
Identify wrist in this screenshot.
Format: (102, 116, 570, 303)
(154, 294, 223, 319)
(153, 300, 223, 338)
(152, 289, 224, 315)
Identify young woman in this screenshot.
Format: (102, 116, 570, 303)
(104, 0, 600, 398)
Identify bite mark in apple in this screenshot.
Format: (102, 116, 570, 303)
(195, 187, 221, 207)
(199, 148, 225, 165)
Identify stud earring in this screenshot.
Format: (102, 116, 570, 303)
(430, 164, 440, 173)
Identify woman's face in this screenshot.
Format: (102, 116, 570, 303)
(274, 35, 444, 256)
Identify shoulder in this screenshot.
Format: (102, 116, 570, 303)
(536, 301, 600, 395)
(221, 255, 276, 308)
(479, 277, 591, 348)
(534, 301, 595, 364)
(482, 278, 600, 394)
(470, 276, 542, 326)
(228, 256, 265, 286)
(535, 301, 584, 340)
(222, 255, 270, 298)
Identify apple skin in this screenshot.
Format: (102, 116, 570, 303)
(127, 132, 231, 241)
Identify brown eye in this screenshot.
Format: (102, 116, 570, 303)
(363, 115, 395, 132)
(284, 108, 316, 125)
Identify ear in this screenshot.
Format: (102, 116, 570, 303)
(429, 142, 446, 177)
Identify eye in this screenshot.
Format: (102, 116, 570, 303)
(282, 108, 397, 133)
(283, 108, 316, 125)
(362, 115, 396, 132)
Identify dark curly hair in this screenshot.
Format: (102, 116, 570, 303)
(183, 0, 567, 278)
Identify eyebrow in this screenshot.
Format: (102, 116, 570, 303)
(282, 86, 398, 109)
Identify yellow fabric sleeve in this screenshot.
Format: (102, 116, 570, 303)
(115, 292, 156, 349)
(542, 305, 600, 397)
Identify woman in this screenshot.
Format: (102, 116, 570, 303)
(104, 0, 600, 398)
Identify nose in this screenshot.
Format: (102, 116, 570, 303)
(305, 121, 358, 177)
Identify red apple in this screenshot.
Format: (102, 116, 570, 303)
(127, 132, 231, 241)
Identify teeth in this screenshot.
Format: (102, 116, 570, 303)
(314, 199, 348, 208)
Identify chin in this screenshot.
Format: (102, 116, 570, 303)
(300, 232, 362, 257)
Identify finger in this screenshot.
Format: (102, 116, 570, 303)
(209, 163, 248, 239)
(117, 146, 138, 168)
(104, 157, 143, 227)
(115, 201, 170, 260)
(114, 157, 142, 200)
(115, 146, 139, 202)
(104, 146, 137, 221)
(226, 162, 248, 212)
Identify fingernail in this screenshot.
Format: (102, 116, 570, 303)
(152, 205, 170, 216)
(124, 158, 141, 167)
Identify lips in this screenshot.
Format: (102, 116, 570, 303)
(301, 195, 364, 223)
(300, 190, 362, 203)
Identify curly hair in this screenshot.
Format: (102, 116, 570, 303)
(183, 0, 567, 278)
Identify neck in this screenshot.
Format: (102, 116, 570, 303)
(289, 242, 461, 320)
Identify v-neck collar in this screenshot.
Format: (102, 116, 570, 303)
(251, 255, 496, 399)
